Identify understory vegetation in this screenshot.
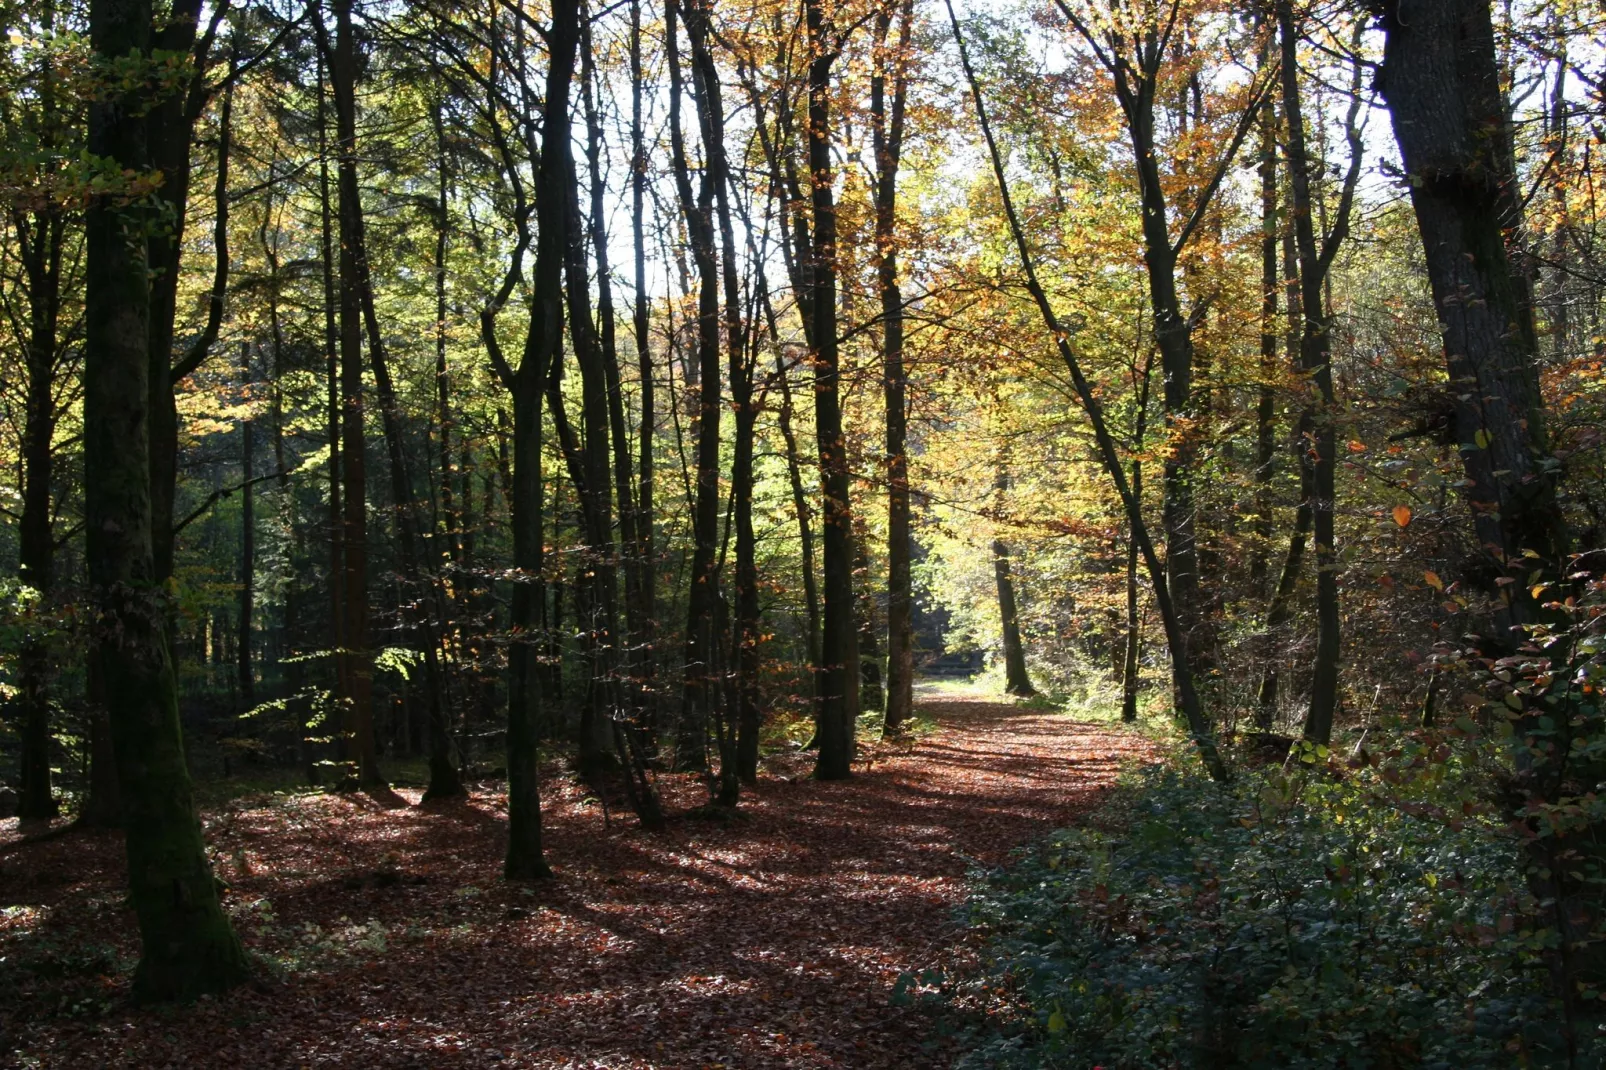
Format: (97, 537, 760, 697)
(960, 753, 1587, 1067)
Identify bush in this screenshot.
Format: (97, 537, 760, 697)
(958, 754, 1603, 1069)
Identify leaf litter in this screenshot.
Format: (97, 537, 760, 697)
(0, 693, 1149, 1068)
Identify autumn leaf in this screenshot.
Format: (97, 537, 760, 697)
(1392, 504, 1413, 528)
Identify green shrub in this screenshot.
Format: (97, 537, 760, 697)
(958, 756, 1603, 1069)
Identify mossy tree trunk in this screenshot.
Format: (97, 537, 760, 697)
(85, 0, 249, 999)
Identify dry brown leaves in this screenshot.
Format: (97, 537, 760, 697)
(0, 690, 1150, 1069)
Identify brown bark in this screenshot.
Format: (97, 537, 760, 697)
(873, 0, 916, 734)
(808, 0, 859, 781)
(85, 0, 249, 996)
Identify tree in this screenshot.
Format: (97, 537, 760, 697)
(665, 0, 723, 775)
(3, 3, 80, 820)
(1378, 0, 1567, 623)
(1274, 4, 1366, 744)
(807, 0, 859, 781)
(873, 0, 916, 734)
(84, 0, 249, 999)
(476, 0, 587, 879)
(318, 0, 381, 790)
(1056, 0, 1271, 681)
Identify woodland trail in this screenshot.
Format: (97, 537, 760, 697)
(2, 686, 1151, 1069)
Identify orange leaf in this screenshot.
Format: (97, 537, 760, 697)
(1392, 504, 1413, 528)
(1424, 570, 1443, 591)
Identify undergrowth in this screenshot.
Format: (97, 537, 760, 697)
(956, 749, 1603, 1069)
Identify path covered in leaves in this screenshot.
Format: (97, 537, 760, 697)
(2, 687, 1148, 1068)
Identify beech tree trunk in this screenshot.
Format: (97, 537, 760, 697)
(1278, 1, 1360, 745)
(237, 341, 255, 709)
(85, 0, 249, 997)
(13, 174, 65, 821)
(323, 0, 381, 790)
(478, 0, 585, 878)
(146, 0, 223, 585)
(993, 467, 1036, 698)
(874, 0, 916, 734)
(666, 0, 723, 774)
(629, 0, 658, 738)
(318, 46, 346, 783)
(808, 0, 859, 781)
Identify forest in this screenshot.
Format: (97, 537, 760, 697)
(2, 0, 1605, 1063)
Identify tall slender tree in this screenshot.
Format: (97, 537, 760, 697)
(873, 0, 916, 734)
(319, 0, 381, 789)
(807, 0, 859, 780)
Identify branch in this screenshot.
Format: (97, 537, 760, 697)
(172, 46, 237, 384)
(1172, 66, 1276, 258)
(172, 470, 287, 537)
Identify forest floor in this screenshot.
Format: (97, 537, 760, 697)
(1, 684, 1151, 1069)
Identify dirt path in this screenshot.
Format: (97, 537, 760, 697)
(3, 687, 1150, 1069)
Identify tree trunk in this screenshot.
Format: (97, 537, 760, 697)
(763, 283, 822, 686)
(322, 0, 382, 790)
(1380, 0, 1586, 1006)
(672, 0, 761, 792)
(666, 0, 723, 774)
(1278, 1, 1358, 745)
(874, 0, 916, 734)
(559, 40, 664, 825)
(479, 0, 586, 878)
(1250, 42, 1278, 599)
(993, 467, 1036, 698)
(144, 0, 211, 586)
(629, 0, 657, 739)
(993, 539, 1036, 697)
(808, 0, 859, 781)
(317, 45, 345, 785)
(1121, 459, 1143, 722)
(1121, 359, 1154, 723)
(1379, 0, 1567, 620)
(237, 342, 255, 709)
(14, 199, 65, 822)
(85, 0, 249, 996)
(854, 523, 885, 713)
(340, 110, 463, 797)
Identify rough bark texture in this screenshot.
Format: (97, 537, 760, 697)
(1379, 0, 1566, 610)
(85, 0, 248, 998)
(1380, 0, 1587, 1006)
